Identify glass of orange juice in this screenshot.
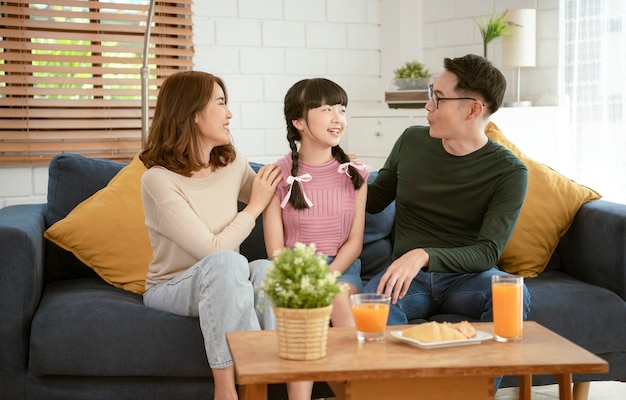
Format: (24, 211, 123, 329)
(349, 293, 391, 342)
(491, 275, 524, 342)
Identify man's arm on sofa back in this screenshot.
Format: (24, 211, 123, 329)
(0, 203, 47, 398)
(558, 199, 626, 301)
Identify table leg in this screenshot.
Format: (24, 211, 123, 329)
(238, 383, 267, 400)
(519, 374, 532, 400)
(573, 381, 590, 400)
(557, 373, 573, 400)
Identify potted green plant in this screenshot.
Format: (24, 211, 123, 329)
(476, 10, 519, 58)
(262, 242, 343, 360)
(392, 60, 432, 90)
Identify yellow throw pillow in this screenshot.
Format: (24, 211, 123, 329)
(485, 122, 601, 277)
(44, 155, 151, 294)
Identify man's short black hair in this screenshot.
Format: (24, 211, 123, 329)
(444, 54, 506, 115)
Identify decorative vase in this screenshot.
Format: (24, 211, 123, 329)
(273, 305, 333, 361)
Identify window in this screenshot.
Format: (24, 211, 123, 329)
(563, 0, 626, 202)
(0, 0, 193, 164)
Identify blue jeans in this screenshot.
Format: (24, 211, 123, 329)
(143, 250, 275, 369)
(362, 267, 531, 325)
(327, 256, 363, 292)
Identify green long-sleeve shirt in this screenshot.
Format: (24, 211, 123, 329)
(367, 125, 528, 273)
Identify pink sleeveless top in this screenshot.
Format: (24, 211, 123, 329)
(275, 154, 368, 256)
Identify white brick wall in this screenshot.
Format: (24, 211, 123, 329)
(0, 165, 48, 208)
(421, 0, 560, 106)
(0, 0, 562, 208)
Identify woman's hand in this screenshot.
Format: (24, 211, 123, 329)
(244, 164, 282, 218)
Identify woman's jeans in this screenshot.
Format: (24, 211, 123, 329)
(143, 250, 275, 369)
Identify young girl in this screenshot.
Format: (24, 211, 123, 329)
(139, 71, 282, 400)
(263, 78, 368, 400)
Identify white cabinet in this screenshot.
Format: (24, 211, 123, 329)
(346, 109, 428, 169)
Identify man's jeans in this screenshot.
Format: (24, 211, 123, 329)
(363, 267, 531, 324)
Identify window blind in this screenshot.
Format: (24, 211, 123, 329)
(0, 0, 194, 164)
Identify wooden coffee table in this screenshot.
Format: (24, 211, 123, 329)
(226, 321, 607, 400)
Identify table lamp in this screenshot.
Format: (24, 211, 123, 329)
(502, 9, 536, 107)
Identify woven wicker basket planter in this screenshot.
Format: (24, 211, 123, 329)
(274, 305, 333, 361)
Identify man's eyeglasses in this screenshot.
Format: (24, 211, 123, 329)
(427, 84, 481, 109)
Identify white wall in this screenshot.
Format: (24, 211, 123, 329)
(420, 0, 561, 107)
(0, 0, 563, 208)
(192, 0, 385, 166)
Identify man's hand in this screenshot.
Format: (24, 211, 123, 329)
(376, 248, 429, 304)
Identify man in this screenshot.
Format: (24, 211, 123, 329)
(363, 54, 530, 325)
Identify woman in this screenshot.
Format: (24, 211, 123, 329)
(139, 71, 282, 400)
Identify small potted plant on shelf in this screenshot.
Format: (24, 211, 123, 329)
(392, 60, 432, 90)
(262, 242, 343, 360)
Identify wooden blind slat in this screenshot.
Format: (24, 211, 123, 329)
(1, 52, 191, 67)
(0, 35, 194, 57)
(1, 129, 146, 140)
(2, 153, 136, 164)
(2, 141, 142, 153)
(0, 19, 192, 35)
(0, 108, 145, 119)
(0, 63, 178, 77)
(0, 27, 192, 46)
(1, 0, 193, 165)
(0, 97, 160, 108)
(2, 118, 142, 130)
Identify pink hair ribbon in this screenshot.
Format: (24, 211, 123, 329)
(337, 162, 368, 178)
(280, 174, 314, 209)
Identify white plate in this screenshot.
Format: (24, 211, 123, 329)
(390, 329, 493, 349)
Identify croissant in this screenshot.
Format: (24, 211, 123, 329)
(403, 320, 476, 342)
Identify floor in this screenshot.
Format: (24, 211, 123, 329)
(494, 381, 626, 400)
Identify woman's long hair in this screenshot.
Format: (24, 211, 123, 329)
(283, 78, 364, 209)
(139, 71, 236, 176)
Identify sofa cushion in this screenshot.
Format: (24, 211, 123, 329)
(44, 154, 127, 228)
(44, 154, 127, 282)
(239, 162, 270, 261)
(359, 237, 392, 284)
(44, 155, 151, 294)
(29, 279, 211, 378)
(525, 270, 626, 354)
(363, 172, 395, 245)
(485, 122, 601, 277)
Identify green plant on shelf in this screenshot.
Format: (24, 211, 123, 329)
(392, 60, 432, 90)
(393, 60, 431, 79)
(476, 10, 520, 58)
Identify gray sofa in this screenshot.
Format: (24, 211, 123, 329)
(1, 153, 625, 400)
